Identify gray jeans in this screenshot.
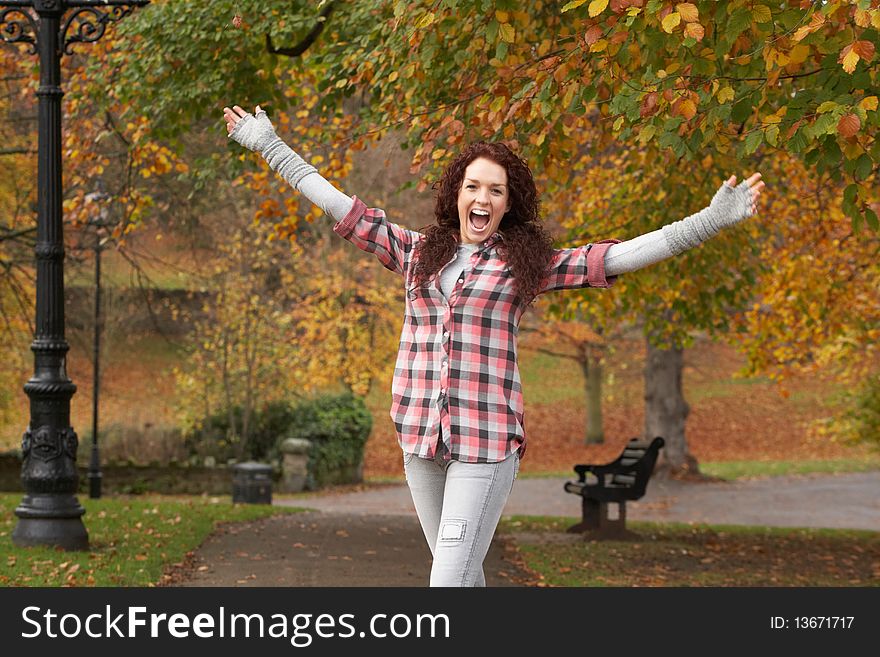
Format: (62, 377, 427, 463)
(403, 450, 519, 587)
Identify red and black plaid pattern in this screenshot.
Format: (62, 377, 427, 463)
(333, 197, 620, 463)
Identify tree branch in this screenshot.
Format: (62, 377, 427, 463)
(0, 226, 37, 242)
(265, 1, 336, 58)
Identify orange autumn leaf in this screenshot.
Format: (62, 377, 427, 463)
(837, 113, 861, 138)
(584, 25, 603, 45)
(674, 98, 697, 120)
(792, 12, 825, 42)
(684, 22, 705, 41)
(852, 40, 875, 62)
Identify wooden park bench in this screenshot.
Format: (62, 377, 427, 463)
(563, 437, 665, 537)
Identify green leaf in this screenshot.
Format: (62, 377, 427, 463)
(725, 8, 752, 44)
(744, 130, 763, 154)
(865, 208, 879, 232)
(807, 113, 837, 138)
(788, 129, 808, 153)
(486, 19, 499, 43)
(731, 99, 753, 123)
(855, 154, 873, 181)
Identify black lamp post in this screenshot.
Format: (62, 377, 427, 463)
(84, 182, 111, 500)
(1, 0, 149, 550)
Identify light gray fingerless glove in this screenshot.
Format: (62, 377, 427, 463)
(228, 109, 354, 221)
(661, 181, 756, 256)
(229, 109, 318, 190)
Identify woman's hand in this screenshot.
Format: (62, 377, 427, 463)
(723, 172, 765, 216)
(222, 104, 278, 152)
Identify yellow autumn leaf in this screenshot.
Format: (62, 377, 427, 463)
(561, 0, 588, 12)
(495, 10, 509, 23)
(752, 5, 772, 23)
(788, 44, 810, 65)
(716, 86, 735, 104)
(840, 47, 860, 74)
(764, 113, 782, 124)
(499, 23, 515, 43)
(816, 101, 838, 114)
(588, 0, 609, 18)
(590, 39, 608, 53)
(661, 12, 681, 33)
(677, 98, 697, 119)
(416, 11, 435, 29)
(858, 96, 878, 111)
(842, 139, 863, 160)
(677, 3, 699, 22)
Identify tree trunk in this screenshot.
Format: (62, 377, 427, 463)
(581, 345, 604, 444)
(643, 336, 700, 477)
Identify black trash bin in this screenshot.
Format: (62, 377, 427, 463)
(232, 461, 273, 504)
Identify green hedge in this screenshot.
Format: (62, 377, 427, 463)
(182, 393, 371, 488)
(183, 400, 297, 463)
(287, 392, 372, 489)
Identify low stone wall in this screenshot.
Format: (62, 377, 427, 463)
(0, 451, 361, 495)
(0, 452, 262, 495)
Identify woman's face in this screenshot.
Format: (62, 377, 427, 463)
(457, 157, 511, 244)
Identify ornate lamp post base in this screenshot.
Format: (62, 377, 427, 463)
(13, 495, 87, 550)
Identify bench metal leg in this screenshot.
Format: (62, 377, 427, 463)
(567, 498, 630, 538)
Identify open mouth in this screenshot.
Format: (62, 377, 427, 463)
(469, 209, 490, 232)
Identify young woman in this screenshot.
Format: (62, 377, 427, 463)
(222, 104, 764, 587)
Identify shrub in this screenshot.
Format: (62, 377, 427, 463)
(286, 392, 372, 489)
(183, 400, 297, 463)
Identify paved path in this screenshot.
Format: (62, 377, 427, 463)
(173, 471, 879, 587)
(281, 471, 880, 531)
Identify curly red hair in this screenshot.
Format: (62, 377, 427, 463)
(412, 142, 555, 304)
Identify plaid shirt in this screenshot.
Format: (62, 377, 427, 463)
(334, 196, 620, 464)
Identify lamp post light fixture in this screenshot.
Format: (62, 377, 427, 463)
(1, 0, 149, 549)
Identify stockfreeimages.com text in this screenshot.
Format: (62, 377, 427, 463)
(21, 605, 450, 646)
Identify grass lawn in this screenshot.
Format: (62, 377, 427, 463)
(0, 494, 304, 586)
(497, 516, 880, 587)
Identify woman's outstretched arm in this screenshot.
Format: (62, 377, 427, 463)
(222, 104, 354, 222)
(603, 173, 765, 277)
